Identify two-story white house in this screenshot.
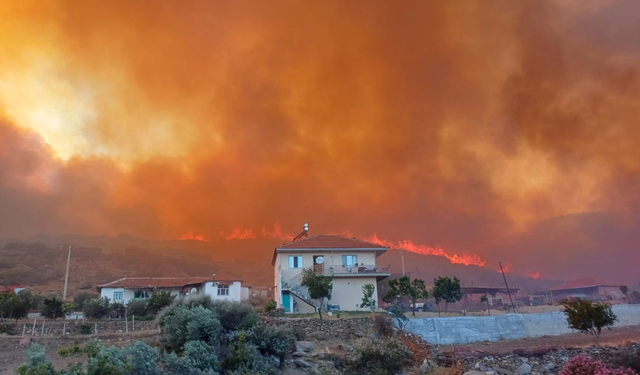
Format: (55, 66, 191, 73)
(272, 235, 390, 313)
(97, 272, 247, 305)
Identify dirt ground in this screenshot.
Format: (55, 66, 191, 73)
(449, 325, 640, 359)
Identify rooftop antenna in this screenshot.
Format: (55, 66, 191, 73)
(293, 223, 309, 242)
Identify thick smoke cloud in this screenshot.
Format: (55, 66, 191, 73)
(0, 0, 639, 282)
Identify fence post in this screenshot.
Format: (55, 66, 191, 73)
(63, 323, 66, 336)
(32, 319, 37, 336)
(22, 324, 26, 337)
(132, 315, 135, 331)
(94, 323, 98, 336)
(41, 320, 45, 337)
(125, 316, 128, 333)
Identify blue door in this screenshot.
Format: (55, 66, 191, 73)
(282, 292, 291, 313)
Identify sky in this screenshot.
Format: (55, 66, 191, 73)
(1, 0, 639, 283)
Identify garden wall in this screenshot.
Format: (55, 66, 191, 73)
(405, 304, 640, 344)
(1, 318, 158, 336)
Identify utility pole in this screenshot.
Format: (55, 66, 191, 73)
(499, 261, 517, 313)
(63, 245, 71, 300)
(400, 248, 405, 277)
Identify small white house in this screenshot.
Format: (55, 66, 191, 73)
(97, 272, 245, 305)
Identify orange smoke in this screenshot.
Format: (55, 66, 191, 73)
(367, 233, 486, 267)
(498, 263, 513, 273)
(179, 232, 209, 242)
(261, 222, 294, 241)
(527, 272, 541, 279)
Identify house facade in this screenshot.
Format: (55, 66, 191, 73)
(97, 272, 246, 305)
(272, 235, 390, 313)
(548, 277, 624, 301)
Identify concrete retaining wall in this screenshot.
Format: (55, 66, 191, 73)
(405, 304, 640, 344)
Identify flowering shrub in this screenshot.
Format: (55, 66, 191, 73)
(561, 356, 638, 375)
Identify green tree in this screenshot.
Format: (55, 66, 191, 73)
(73, 291, 99, 310)
(480, 294, 490, 316)
(383, 276, 429, 317)
(146, 291, 176, 314)
(126, 299, 148, 317)
(264, 299, 277, 315)
(39, 294, 64, 319)
(0, 290, 33, 320)
(432, 276, 463, 315)
(359, 283, 377, 312)
(300, 268, 333, 320)
(83, 297, 111, 319)
(561, 298, 617, 345)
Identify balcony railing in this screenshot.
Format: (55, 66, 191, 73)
(313, 264, 390, 275)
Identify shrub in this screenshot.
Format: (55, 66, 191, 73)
(162, 305, 223, 351)
(17, 343, 56, 375)
(243, 324, 295, 367)
(122, 341, 161, 375)
(126, 299, 148, 317)
(0, 323, 16, 335)
(373, 314, 394, 337)
(346, 339, 411, 375)
(79, 324, 92, 335)
(264, 299, 277, 314)
(0, 290, 34, 319)
(221, 331, 275, 375)
(561, 299, 617, 344)
(164, 340, 219, 375)
(38, 294, 64, 319)
(87, 345, 126, 375)
(611, 348, 640, 375)
(83, 297, 111, 319)
(388, 305, 408, 329)
(560, 355, 637, 375)
(147, 291, 176, 314)
(110, 302, 125, 318)
(73, 291, 99, 310)
(209, 300, 259, 332)
(58, 344, 82, 357)
(84, 340, 101, 358)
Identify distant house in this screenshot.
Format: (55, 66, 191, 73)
(548, 277, 624, 301)
(0, 285, 27, 294)
(97, 272, 246, 304)
(272, 234, 391, 313)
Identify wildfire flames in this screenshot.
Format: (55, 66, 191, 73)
(527, 272, 541, 279)
(366, 233, 486, 267)
(179, 232, 209, 242)
(224, 227, 257, 240)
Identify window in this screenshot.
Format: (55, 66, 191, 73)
(342, 255, 358, 266)
(289, 256, 303, 268)
(134, 290, 149, 299)
(113, 291, 123, 301)
(217, 285, 229, 296)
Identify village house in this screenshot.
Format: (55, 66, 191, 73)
(97, 272, 247, 304)
(272, 233, 391, 313)
(548, 277, 624, 301)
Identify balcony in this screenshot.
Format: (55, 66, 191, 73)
(313, 264, 390, 276)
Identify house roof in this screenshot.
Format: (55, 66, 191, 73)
(97, 273, 242, 291)
(549, 277, 621, 292)
(272, 234, 389, 265)
(277, 235, 388, 250)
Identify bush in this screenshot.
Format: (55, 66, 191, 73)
(612, 348, 640, 375)
(110, 302, 125, 318)
(264, 299, 277, 314)
(122, 341, 161, 375)
(0, 323, 16, 335)
(38, 294, 64, 319)
(58, 344, 82, 357)
(209, 300, 259, 332)
(164, 340, 219, 375)
(388, 305, 408, 329)
(162, 305, 223, 351)
(243, 324, 295, 367)
(83, 297, 111, 319)
(147, 291, 176, 314)
(17, 342, 56, 375)
(73, 291, 99, 310)
(346, 339, 411, 375)
(561, 299, 617, 344)
(126, 299, 148, 317)
(373, 314, 394, 337)
(87, 345, 126, 375)
(0, 290, 34, 319)
(221, 331, 275, 375)
(560, 355, 637, 375)
(79, 324, 92, 335)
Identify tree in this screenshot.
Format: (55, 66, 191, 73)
(383, 276, 429, 317)
(480, 294, 490, 316)
(264, 299, 277, 315)
(146, 291, 176, 314)
(620, 285, 628, 297)
(73, 291, 99, 310)
(0, 290, 33, 320)
(360, 284, 377, 313)
(300, 268, 333, 320)
(561, 298, 617, 344)
(432, 276, 463, 315)
(83, 297, 111, 319)
(126, 299, 148, 317)
(39, 294, 64, 319)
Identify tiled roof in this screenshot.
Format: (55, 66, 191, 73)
(549, 277, 621, 291)
(276, 235, 388, 250)
(97, 273, 241, 290)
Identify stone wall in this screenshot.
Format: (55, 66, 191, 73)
(266, 317, 375, 340)
(406, 304, 640, 344)
(2, 319, 159, 336)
